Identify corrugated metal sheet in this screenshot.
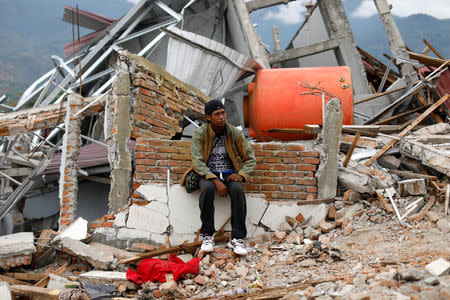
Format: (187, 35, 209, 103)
(165, 27, 261, 99)
(435, 69, 450, 111)
(43, 140, 135, 175)
(63, 6, 116, 31)
(64, 30, 104, 58)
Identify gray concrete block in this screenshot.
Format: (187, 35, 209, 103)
(377, 155, 401, 170)
(399, 179, 427, 196)
(60, 237, 114, 270)
(425, 258, 450, 277)
(0, 232, 36, 257)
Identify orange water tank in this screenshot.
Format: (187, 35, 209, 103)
(243, 67, 353, 141)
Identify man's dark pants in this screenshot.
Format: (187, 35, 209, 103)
(198, 174, 247, 239)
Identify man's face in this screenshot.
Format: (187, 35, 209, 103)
(206, 108, 226, 130)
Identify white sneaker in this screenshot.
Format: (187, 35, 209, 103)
(200, 235, 214, 252)
(227, 238, 247, 256)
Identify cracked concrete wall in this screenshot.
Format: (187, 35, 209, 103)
(316, 98, 343, 199)
(59, 94, 83, 229)
(107, 57, 132, 214)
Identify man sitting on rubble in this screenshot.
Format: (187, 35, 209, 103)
(184, 99, 256, 255)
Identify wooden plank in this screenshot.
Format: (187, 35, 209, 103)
(354, 86, 406, 105)
(375, 191, 393, 213)
(423, 39, 445, 59)
(364, 94, 449, 167)
(444, 184, 449, 215)
(118, 234, 230, 265)
(408, 51, 448, 68)
(0, 274, 33, 286)
(3, 273, 46, 282)
(407, 196, 436, 222)
(416, 94, 443, 123)
(374, 105, 429, 125)
(268, 39, 340, 64)
(10, 285, 60, 300)
(343, 132, 360, 168)
(387, 169, 437, 181)
(296, 198, 335, 206)
(34, 263, 67, 288)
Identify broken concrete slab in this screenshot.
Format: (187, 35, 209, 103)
(338, 167, 374, 194)
(399, 179, 427, 196)
(56, 217, 88, 241)
(399, 139, 450, 176)
(425, 258, 450, 277)
(0, 232, 36, 269)
(89, 242, 136, 260)
(59, 237, 114, 270)
(0, 232, 36, 257)
(0, 282, 11, 300)
(260, 201, 327, 229)
(377, 155, 401, 170)
(79, 270, 136, 290)
(135, 184, 168, 203)
(113, 212, 127, 228)
(47, 274, 78, 290)
(126, 204, 169, 234)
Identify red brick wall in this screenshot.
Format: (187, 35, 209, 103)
(133, 138, 320, 202)
(129, 70, 207, 139)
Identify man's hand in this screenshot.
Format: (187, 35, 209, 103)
(228, 173, 244, 182)
(213, 179, 228, 197)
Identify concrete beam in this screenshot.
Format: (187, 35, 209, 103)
(318, 0, 371, 95)
(268, 39, 340, 64)
(232, 0, 270, 68)
(246, 0, 296, 12)
(316, 98, 343, 198)
(0, 96, 104, 137)
(58, 94, 83, 229)
(107, 57, 132, 213)
(373, 0, 419, 85)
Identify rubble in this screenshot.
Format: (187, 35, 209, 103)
(0, 0, 449, 298)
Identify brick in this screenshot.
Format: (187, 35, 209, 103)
(273, 178, 295, 185)
(254, 164, 271, 170)
(300, 151, 319, 157)
(262, 144, 283, 150)
(303, 158, 320, 164)
(171, 154, 191, 160)
(254, 150, 273, 157)
(263, 171, 284, 177)
(285, 145, 305, 151)
(296, 165, 317, 171)
(258, 157, 282, 163)
(273, 164, 295, 171)
(260, 184, 281, 191)
(273, 192, 296, 199)
(283, 158, 303, 164)
(135, 165, 147, 173)
(306, 186, 318, 193)
(135, 159, 156, 165)
(274, 151, 298, 158)
(296, 178, 316, 186)
(283, 186, 303, 192)
(135, 152, 147, 159)
(284, 171, 305, 178)
(251, 177, 274, 184)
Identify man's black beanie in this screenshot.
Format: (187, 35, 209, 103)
(204, 99, 225, 115)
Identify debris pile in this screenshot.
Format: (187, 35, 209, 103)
(0, 0, 449, 299)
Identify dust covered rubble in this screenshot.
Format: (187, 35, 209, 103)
(135, 198, 450, 299)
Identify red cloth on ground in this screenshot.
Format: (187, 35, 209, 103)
(126, 253, 202, 284)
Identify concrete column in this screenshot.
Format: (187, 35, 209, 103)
(373, 0, 419, 86)
(232, 0, 270, 68)
(318, 0, 371, 95)
(316, 98, 343, 199)
(59, 94, 83, 229)
(106, 57, 132, 213)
